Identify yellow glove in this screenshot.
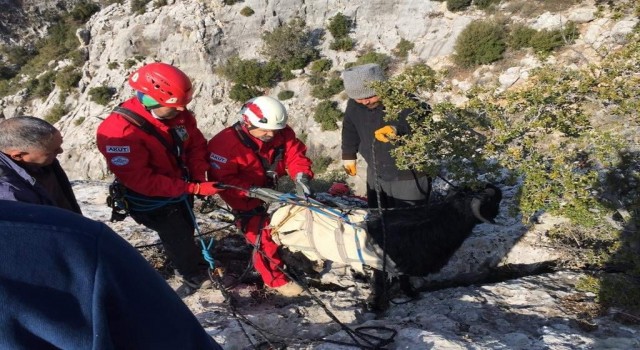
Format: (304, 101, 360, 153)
(343, 160, 357, 176)
(374, 125, 397, 142)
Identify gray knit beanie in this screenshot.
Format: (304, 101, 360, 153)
(341, 63, 385, 99)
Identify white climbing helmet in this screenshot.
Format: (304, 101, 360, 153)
(239, 96, 288, 130)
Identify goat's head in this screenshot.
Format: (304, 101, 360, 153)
(470, 184, 502, 224)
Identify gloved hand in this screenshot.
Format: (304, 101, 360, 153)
(374, 125, 397, 142)
(343, 160, 357, 176)
(186, 182, 223, 196)
(295, 173, 314, 197)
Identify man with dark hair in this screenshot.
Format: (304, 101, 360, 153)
(0, 116, 81, 214)
(0, 200, 223, 350)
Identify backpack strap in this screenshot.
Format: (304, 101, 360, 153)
(112, 106, 190, 180)
(232, 122, 284, 188)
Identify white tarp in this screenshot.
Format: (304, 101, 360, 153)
(269, 204, 398, 274)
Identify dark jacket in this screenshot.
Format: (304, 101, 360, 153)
(0, 152, 81, 214)
(341, 99, 418, 184)
(0, 200, 223, 350)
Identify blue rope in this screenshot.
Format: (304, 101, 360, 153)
(125, 193, 216, 270)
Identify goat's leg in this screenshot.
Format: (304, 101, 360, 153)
(366, 269, 390, 312)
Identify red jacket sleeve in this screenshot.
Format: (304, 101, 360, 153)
(182, 115, 210, 183)
(281, 128, 314, 180)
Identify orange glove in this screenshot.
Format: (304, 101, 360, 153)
(343, 160, 357, 176)
(374, 125, 397, 142)
(186, 182, 223, 196)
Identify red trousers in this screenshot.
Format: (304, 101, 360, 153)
(241, 215, 288, 288)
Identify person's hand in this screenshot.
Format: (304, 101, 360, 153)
(295, 173, 313, 197)
(374, 125, 397, 142)
(186, 182, 223, 196)
(343, 160, 357, 176)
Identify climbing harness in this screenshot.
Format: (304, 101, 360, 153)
(232, 122, 284, 189)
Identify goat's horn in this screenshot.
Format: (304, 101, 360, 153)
(471, 197, 494, 224)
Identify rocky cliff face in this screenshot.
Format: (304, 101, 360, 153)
(0, 0, 636, 182)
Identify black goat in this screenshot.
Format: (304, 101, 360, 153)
(366, 183, 502, 276)
(363, 183, 502, 311)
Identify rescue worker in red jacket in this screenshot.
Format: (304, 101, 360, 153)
(96, 62, 222, 291)
(208, 96, 314, 297)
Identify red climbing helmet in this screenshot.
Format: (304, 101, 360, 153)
(128, 62, 193, 108)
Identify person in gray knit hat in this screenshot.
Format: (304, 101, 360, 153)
(340, 63, 432, 311)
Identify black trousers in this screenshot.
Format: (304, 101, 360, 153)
(129, 201, 202, 279)
(366, 176, 431, 209)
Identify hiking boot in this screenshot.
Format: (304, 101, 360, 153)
(270, 281, 304, 297)
(176, 273, 213, 296)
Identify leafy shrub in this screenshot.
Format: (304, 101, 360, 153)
(327, 13, 352, 39)
(313, 100, 343, 131)
(44, 104, 67, 124)
(530, 23, 578, 55)
(308, 74, 325, 86)
(108, 62, 119, 69)
(219, 56, 281, 88)
(74, 116, 85, 126)
(229, 84, 262, 103)
(393, 38, 414, 59)
(277, 90, 294, 100)
(28, 71, 56, 98)
(453, 20, 506, 67)
(350, 51, 392, 71)
(447, 0, 472, 12)
(131, 0, 150, 15)
(310, 58, 332, 73)
(240, 6, 254, 16)
(70, 1, 100, 23)
(311, 77, 343, 99)
(311, 155, 333, 174)
(55, 66, 82, 91)
(223, 0, 240, 4)
(508, 24, 536, 49)
(88, 86, 116, 105)
(261, 18, 318, 70)
(154, 0, 168, 8)
(329, 37, 355, 51)
(0, 63, 16, 80)
(124, 59, 137, 69)
(474, 0, 500, 9)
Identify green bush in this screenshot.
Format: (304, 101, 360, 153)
(131, 0, 150, 15)
(351, 51, 392, 71)
(55, 66, 82, 91)
(70, 1, 100, 23)
(327, 13, 352, 39)
(310, 58, 332, 73)
(329, 37, 355, 51)
(88, 86, 116, 105)
(261, 18, 318, 69)
(28, 71, 56, 98)
(229, 84, 262, 103)
(223, 0, 240, 4)
(44, 104, 67, 124)
(277, 90, 294, 100)
(124, 59, 137, 69)
(393, 38, 415, 59)
(453, 20, 506, 67)
(313, 100, 343, 131)
(74, 116, 85, 126)
(530, 28, 566, 54)
(240, 6, 254, 16)
(154, 0, 168, 8)
(508, 24, 536, 49)
(219, 56, 281, 88)
(108, 62, 119, 69)
(474, 0, 500, 9)
(311, 77, 343, 99)
(311, 155, 333, 174)
(447, 0, 472, 12)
